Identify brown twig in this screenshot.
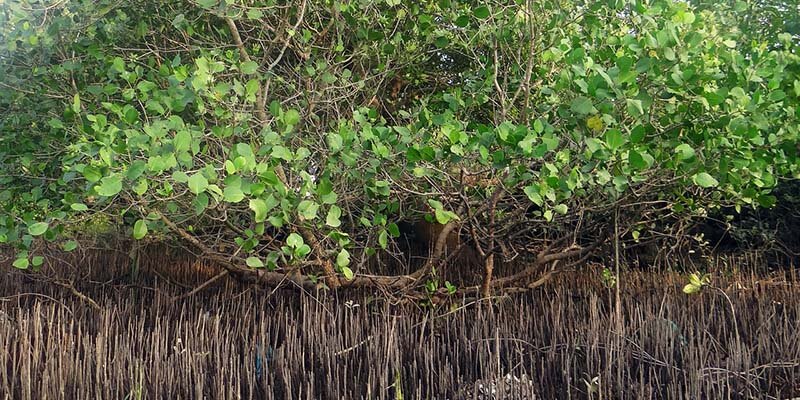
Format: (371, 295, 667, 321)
(53, 280, 102, 312)
(171, 270, 230, 301)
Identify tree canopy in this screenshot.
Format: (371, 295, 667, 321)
(1, 0, 798, 295)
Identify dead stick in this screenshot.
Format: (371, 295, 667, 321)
(171, 270, 230, 302)
(53, 280, 102, 312)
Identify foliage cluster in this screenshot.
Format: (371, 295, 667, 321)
(1, 0, 798, 294)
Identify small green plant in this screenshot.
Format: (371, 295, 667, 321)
(682, 272, 711, 294)
(444, 281, 457, 295)
(424, 278, 439, 294)
(600, 267, 617, 289)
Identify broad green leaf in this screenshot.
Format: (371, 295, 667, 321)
(240, 61, 259, 74)
(71, 203, 89, 211)
(533, 119, 544, 133)
(326, 133, 344, 152)
(604, 129, 625, 150)
(133, 219, 148, 240)
(326, 205, 342, 227)
(223, 185, 245, 203)
(246, 256, 264, 268)
(682, 283, 701, 294)
(628, 150, 648, 170)
(473, 6, 490, 19)
(675, 144, 695, 160)
(693, 172, 719, 188)
(626, 99, 644, 116)
(295, 244, 312, 258)
(174, 131, 192, 152)
(271, 146, 294, 161)
(286, 232, 304, 248)
(524, 185, 543, 206)
(283, 109, 301, 125)
(96, 175, 123, 197)
(194, 193, 209, 215)
(434, 208, 458, 224)
(336, 249, 350, 268)
(28, 222, 48, 236)
(570, 97, 594, 115)
(378, 230, 389, 249)
(250, 199, 270, 222)
(63, 240, 78, 252)
(297, 200, 319, 220)
(13, 257, 29, 269)
(197, 0, 217, 8)
(455, 15, 470, 27)
(187, 173, 209, 194)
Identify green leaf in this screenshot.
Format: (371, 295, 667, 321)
(197, 0, 217, 9)
(31, 256, 45, 267)
(757, 194, 777, 208)
(326, 205, 342, 227)
(96, 175, 123, 197)
(174, 131, 192, 152)
(336, 249, 350, 268)
(693, 172, 719, 188)
(62, 240, 78, 252)
(133, 219, 148, 240)
(246, 256, 265, 268)
(455, 15, 470, 27)
(295, 244, 312, 258)
(628, 150, 648, 170)
(604, 129, 626, 150)
(524, 186, 543, 206)
(554, 204, 568, 215)
(341, 266, 354, 280)
(286, 232, 304, 248)
(240, 61, 259, 74)
(326, 133, 344, 152)
(283, 109, 301, 126)
(223, 185, 245, 203)
(72, 93, 81, 113)
(298, 200, 319, 220)
(675, 144, 695, 161)
(570, 97, 594, 115)
(473, 6, 490, 19)
(249, 199, 271, 222)
(271, 146, 294, 161)
(193, 193, 209, 215)
(626, 99, 644, 116)
(533, 119, 544, 133)
(187, 173, 209, 194)
(71, 203, 89, 211)
(378, 230, 389, 249)
(28, 222, 48, 236)
(434, 208, 458, 224)
(682, 283, 701, 294)
(13, 257, 29, 269)
(123, 105, 139, 124)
